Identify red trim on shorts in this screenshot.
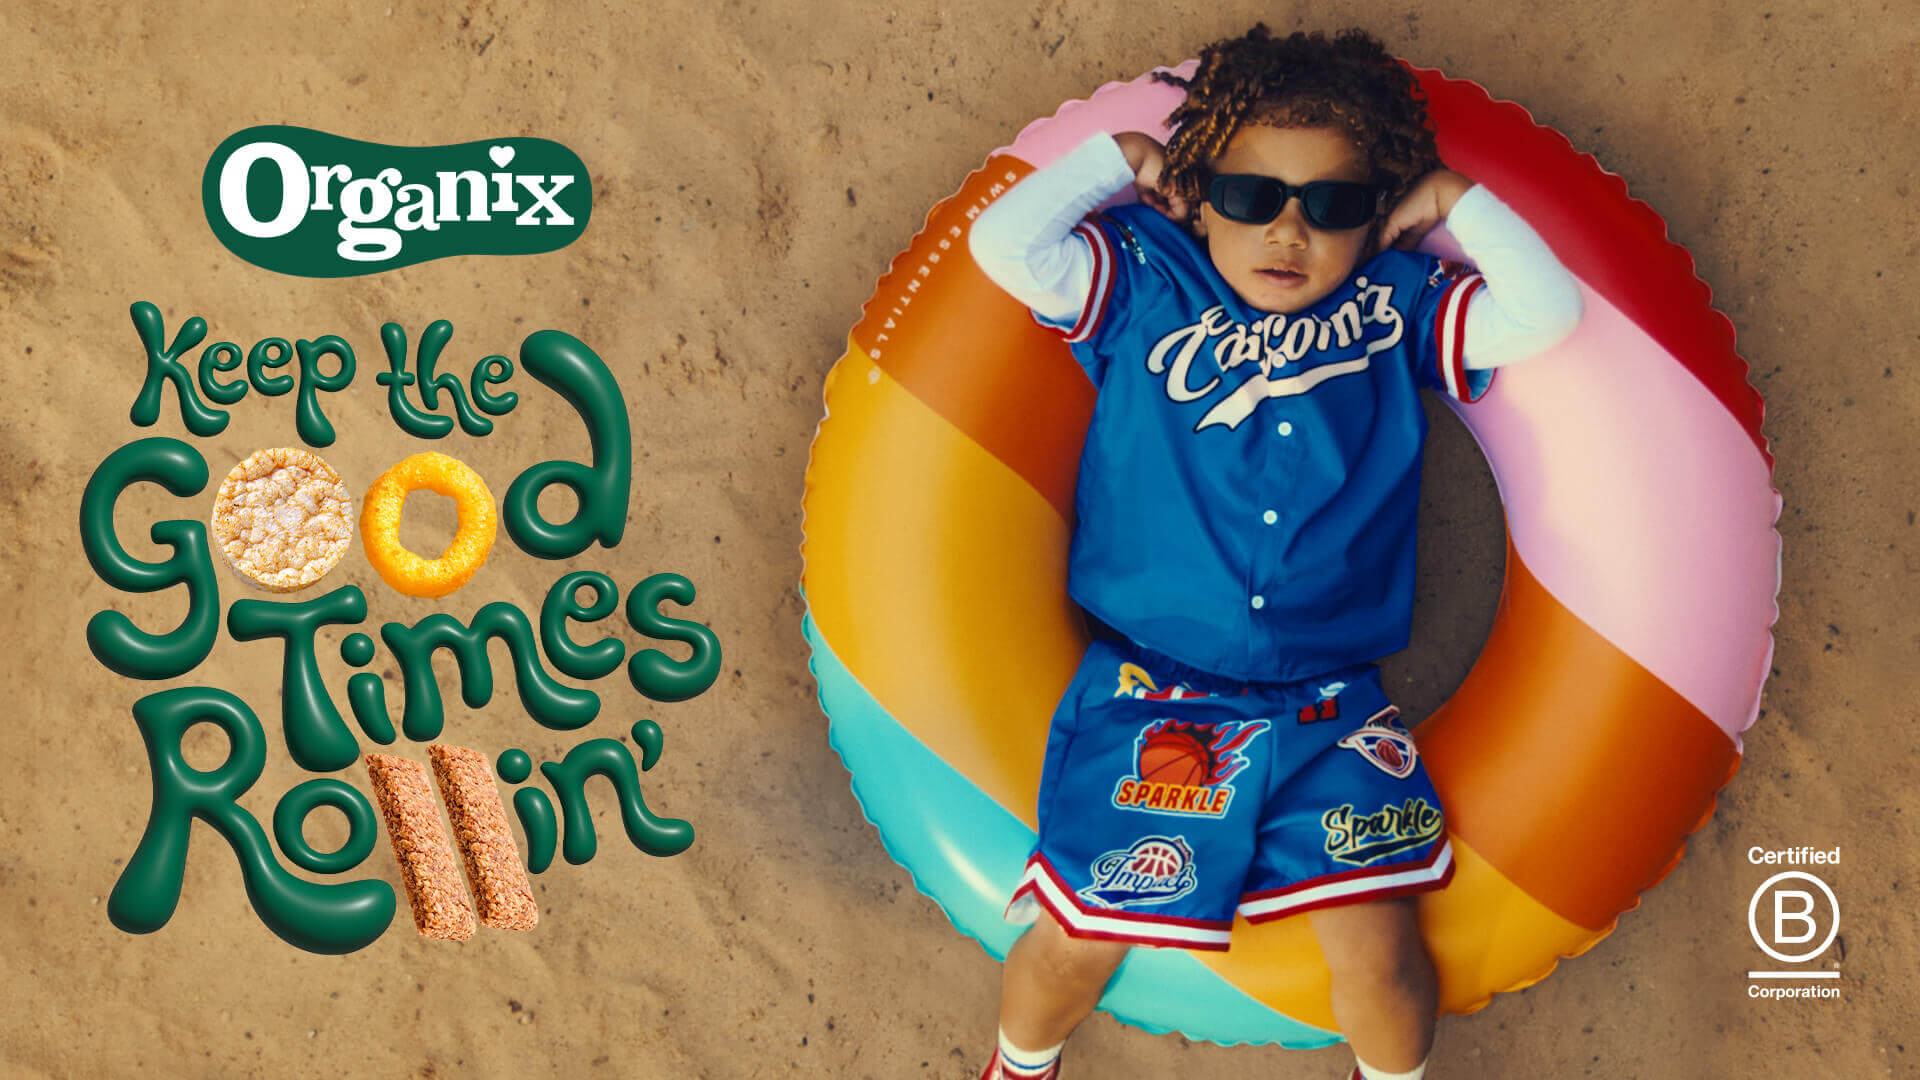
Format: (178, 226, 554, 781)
(1007, 854, 1233, 950)
(1237, 839, 1456, 924)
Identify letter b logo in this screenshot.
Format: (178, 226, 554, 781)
(1748, 871, 1839, 964)
(1773, 890, 1818, 944)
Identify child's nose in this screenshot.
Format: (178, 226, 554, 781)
(1263, 199, 1309, 245)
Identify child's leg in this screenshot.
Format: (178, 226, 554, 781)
(987, 639, 1249, 1076)
(1231, 671, 1452, 1077)
(1308, 896, 1437, 1075)
(998, 906, 1131, 1051)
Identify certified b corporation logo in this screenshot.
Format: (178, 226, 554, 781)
(1746, 846, 1842, 1000)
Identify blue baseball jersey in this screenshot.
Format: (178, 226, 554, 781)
(1040, 203, 1493, 684)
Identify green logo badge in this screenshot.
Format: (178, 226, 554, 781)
(202, 126, 590, 277)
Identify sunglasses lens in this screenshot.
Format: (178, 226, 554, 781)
(1211, 175, 1283, 224)
(1302, 183, 1375, 230)
(1210, 176, 1376, 229)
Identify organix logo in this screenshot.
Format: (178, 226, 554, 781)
(202, 126, 591, 277)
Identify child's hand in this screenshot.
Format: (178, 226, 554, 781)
(1113, 132, 1191, 223)
(1374, 169, 1476, 256)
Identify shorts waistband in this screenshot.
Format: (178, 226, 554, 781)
(1102, 636, 1378, 697)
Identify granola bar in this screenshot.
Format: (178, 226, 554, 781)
(428, 744, 538, 931)
(365, 753, 475, 941)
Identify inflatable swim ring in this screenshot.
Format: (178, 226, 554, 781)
(800, 61, 1780, 1047)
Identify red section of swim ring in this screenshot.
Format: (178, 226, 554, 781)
(1411, 65, 1772, 470)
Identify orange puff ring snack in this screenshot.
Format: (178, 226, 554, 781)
(360, 452, 498, 598)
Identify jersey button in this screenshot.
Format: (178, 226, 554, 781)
(1262, 510, 1278, 525)
(1250, 595, 1266, 610)
(1277, 421, 1294, 436)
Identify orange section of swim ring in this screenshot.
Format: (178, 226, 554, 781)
(849, 156, 1091, 522)
(1200, 834, 1604, 1026)
(1418, 538, 1741, 931)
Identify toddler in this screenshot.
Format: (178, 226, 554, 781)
(966, 25, 1583, 1080)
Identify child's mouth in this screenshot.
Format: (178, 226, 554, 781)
(1257, 269, 1307, 287)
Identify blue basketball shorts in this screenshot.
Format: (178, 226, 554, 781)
(1005, 638, 1455, 950)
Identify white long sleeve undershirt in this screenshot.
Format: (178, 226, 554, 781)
(968, 133, 1584, 370)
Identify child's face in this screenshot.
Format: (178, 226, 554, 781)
(1198, 124, 1376, 315)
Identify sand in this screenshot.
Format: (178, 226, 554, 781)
(2, 0, 1916, 1077)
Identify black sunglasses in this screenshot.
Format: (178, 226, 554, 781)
(1206, 174, 1379, 231)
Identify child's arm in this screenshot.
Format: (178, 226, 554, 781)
(968, 132, 1182, 325)
(1380, 173, 1586, 370)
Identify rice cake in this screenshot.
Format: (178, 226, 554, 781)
(211, 447, 353, 592)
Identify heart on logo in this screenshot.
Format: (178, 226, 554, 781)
(489, 145, 515, 168)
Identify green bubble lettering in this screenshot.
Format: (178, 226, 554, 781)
(375, 322, 438, 437)
(514, 787, 559, 874)
(503, 330, 631, 559)
(226, 585, 368, 772)
(128, 302, 227, 436)
(272, 778, 378, 875)
(471, 355, 518, 416)
(197, 341, 249, 406)
(625, 572, 721, 702)
(346, 672, 397, 745)
(380, 601, 600, 740)
(376, 321, 492, 438)
(293, 335, 356, 447)
(80, 438, 220, 680)
(537, 720, 693, 864)
(247, 337, 295, 395)
(497, 748, 533, 784)
(108, 687, 395, 954)
(541, 571, 625, 680)
(341, 632, 376, 667)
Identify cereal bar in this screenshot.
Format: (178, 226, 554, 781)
(365, 753, 476, 941)
(427, 744, 538, 931)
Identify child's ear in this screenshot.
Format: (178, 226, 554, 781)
(1190, 207, 1209, 240)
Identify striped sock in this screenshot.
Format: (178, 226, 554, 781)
(994, 1030, 1064, 1078)
(1353, 1057, 1427, 1080)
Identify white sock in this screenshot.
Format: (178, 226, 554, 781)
(996, 1029, 1064, 1077)
(1354, 1056, 1428, 1080)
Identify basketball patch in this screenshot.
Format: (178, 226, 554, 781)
(1078, 835, 1198, 909)
(1336, 707, 1418, 779)
(1111, 717, 1269, 817)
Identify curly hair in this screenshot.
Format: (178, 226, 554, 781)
(1153, 26, 1441, 228)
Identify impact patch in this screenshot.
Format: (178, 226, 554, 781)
(1078, 836, 1199, 909)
